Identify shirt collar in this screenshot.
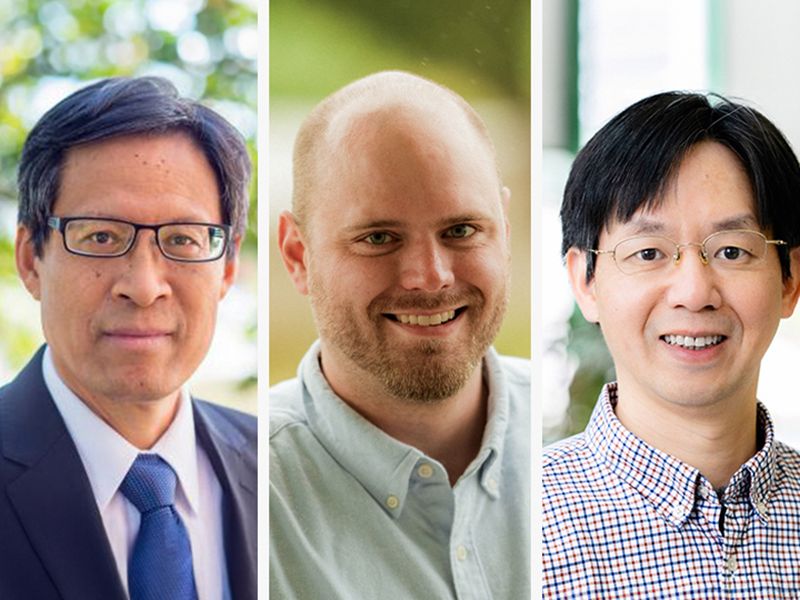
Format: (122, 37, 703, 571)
(43, 346, 201, 515)
(730, 405, 777, 522)
(475, 348, 510, 497)
(586, 382, 779, 527)
(298, 341, 510, 517)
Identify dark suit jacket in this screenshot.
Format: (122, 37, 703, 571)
(0, 346, 257, 599)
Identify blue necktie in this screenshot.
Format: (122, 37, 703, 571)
(120, 454, 198, 600)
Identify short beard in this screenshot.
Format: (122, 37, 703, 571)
(309, 281, 508, 404)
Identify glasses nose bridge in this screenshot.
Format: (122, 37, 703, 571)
(128, 223, 163, 256)
(673, 240, 709, 266)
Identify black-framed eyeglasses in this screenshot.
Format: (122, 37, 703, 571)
(47, 216, 231, 262)
(589, 229, 786, 276)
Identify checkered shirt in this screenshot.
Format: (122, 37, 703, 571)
(543, 383, 800, 599)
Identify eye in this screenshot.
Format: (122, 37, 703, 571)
(618, 246, 667, 263)
(714, 245, 752, 261)
(89, 230, 117, 245)
(635, 247, 664, 262)
(443, 224, 477, 239)
(362, 232, 397, 245)
(166, 234, 200, 247)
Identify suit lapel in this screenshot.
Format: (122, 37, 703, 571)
(1, 347, 126, 600)
(194, 401, 257, 600)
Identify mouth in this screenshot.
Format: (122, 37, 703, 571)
(105, 329, 172, 337)
(102, 329, 174, 347)
(383, 307, 466, 327)
(660, 334, 726, 350)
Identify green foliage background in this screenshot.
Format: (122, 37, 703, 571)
(0, 0, 256, 398)
(269, 0, 532, 385)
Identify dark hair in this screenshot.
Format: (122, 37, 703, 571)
(18, 76, 251, 258)
(561, 91, 800, 281)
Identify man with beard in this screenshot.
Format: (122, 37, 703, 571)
(270, 71, 530, 598)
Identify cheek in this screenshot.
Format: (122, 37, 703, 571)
(175, 273, 224, 323)
(39, 262, 106, 319)
(593, 277, 656, 336)
(312, 254, 392, 300)
(455, 248, 509, 287)
(734, 279, 785, 335)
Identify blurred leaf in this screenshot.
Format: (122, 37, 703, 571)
(561, 303, 615, 438)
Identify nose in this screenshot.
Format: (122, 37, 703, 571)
(664, 247, 722, 311)
(398, 239, 455, 292)
(110, 231, 171, 306)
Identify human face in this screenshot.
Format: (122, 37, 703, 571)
(283, 107, 510, 402)
(568, 141, 800, 411)
(16, 133, 237, 409)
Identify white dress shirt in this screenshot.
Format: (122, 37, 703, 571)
(43, 347, 230, 600)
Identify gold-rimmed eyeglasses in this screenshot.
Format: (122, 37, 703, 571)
(589, 229, 786, 275)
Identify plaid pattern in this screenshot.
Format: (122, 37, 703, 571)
(543, 383, 800, 598)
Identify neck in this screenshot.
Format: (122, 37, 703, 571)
(50, 352, 181, 449)
(614, 377, 758, 489)
(321, 347, 488, 486)
(86, 395, 181, 450)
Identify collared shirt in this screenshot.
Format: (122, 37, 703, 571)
(269, 341, 530, 599)
(43, 347, 230, 600)
(542, 382, 800, 598)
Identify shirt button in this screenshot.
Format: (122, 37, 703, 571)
(456, 545, 468, 561)
(487, 478, 498, 492)
(418, 464, 434, 479)
(386, 495, 399, 509)
(756, 500, 768, 514)
(725, 555, 737, 572)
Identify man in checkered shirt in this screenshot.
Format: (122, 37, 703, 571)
(544, 91, 800, 598)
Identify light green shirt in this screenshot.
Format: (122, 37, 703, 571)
(269, 341, 530, 599)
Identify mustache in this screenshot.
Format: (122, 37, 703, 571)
(369, 289, 483, 314)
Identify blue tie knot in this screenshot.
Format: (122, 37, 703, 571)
(120, 454, 177, 514)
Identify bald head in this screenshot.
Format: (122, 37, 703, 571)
(292, 71, 501, 234)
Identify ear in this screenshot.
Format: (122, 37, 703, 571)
(781, 246, 800, 318)
(565, 247, 599, 323)
(278, 211, 310, 295)
(219, 236, 241, 299)
(15, 225, 42, 301)
(501, 186, 511, 239)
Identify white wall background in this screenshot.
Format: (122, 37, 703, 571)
(543, 0, 800, 447)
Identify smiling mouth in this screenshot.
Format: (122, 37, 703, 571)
(660, 334, 726, 349)
(384, 307, 465, 327)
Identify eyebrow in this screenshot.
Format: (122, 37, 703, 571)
(341, 212, 494, 235)
(624, 218, 665, 236)
(710, 214, 759, 230)
(623, 213, 759, 236)
(69, 212, 218, 223)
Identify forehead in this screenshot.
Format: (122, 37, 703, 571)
(605, 141, 757, 237)
(56, 132, 221, 222)
(309, 101, 502, 234)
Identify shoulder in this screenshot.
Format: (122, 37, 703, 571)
(495, 353, 530, 388)
(542, 433, 611, 512)
(193, 398, 256, 444)
(542, 432, 589, 470)
(493, 353, 530, 419)
(775, 440, 800, 486)
(268, 377, 309, 439)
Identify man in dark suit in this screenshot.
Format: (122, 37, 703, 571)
(0, 77, 256, 599)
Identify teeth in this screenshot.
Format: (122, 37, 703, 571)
(663, 334, 724, 349)
(396, 310, 456, 327)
